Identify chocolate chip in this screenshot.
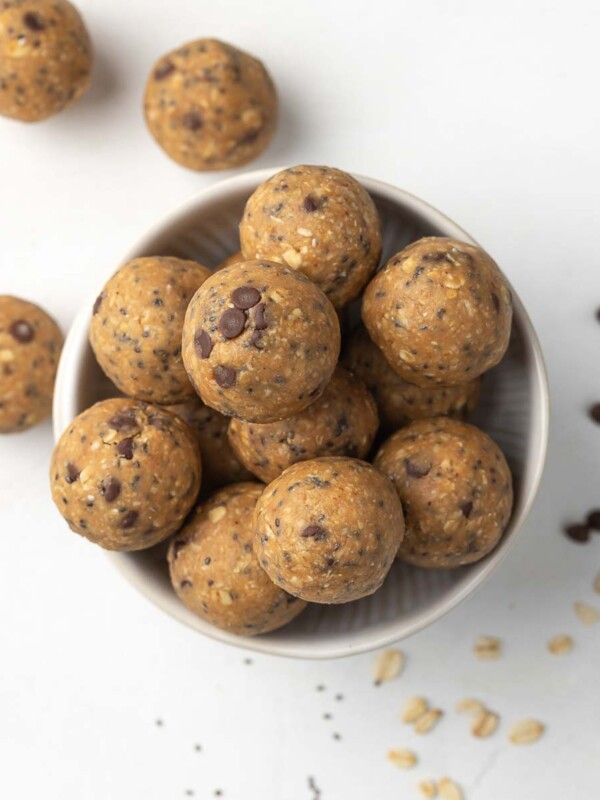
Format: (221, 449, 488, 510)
(491, 292, 500, 312)
(404, 458, 431, 478)
(23, 12, 45, 31)
(119, 510, 139, 529)
(92, 293, 104, 315)
(253, 303, 267, 330)
(249, 330, 264, 349)
(182, 111, 202, 131)
(9, 319, 34, 343)
(460, 501, 473, 518)
(232, 286, 261, 309)
(108, 411, 137, 430)
(586, 510, 600, 530)
(154, 61, 175, 80)
(214, 365, 236, 388)
(589, 403, 600, 424)
(194, 329, 212, 358)
(301, 525, 326, 540)
(564, 523, 590, 543)
(147, 414, 170, 431)
(65, 462, 80, 483)
(219, 307, 246, 339)
(116, 437, 135, 459)
(302, 195, 319, 213)
(100, 476, 121, 502)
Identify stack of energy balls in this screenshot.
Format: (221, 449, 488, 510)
(50, 165, 514, 637)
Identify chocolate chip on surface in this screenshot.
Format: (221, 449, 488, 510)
(9, 319, 34, 343)
(100, 477, 121, 503)
(460, 501, 474, 518)
(119, 510, 139, 529)
(232, 286, 261, 309)
(92, 294, 103, 315)
(252, 303, 268, 330)
(301, 525, 326, 540)
(154, 61, 175, 80)
(65, 462, 80, 483)
(116, 437, 135, 459)
(214, 365, 236, 388)
(181, 111, 202, 131)
(219, 307, 246, 339)
(404, 458, 432, 478)
(195, 329, 213, 359)
(23, 12, 46, 31)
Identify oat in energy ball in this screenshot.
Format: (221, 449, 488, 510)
(216, 250, 245, 271)
(374, 417, 513, 568)
(240, 166, 382, 308)
(168, 396, 253, 490)
(0, 295, 63, 433)
(0, 0, 92, 122)
(362, 237, 512, 387)
(253, 457, 404, 603)
(168, 482, 306, 635)
(90, 257, 211, 405)
(228, 366, 379, 483)
(344, 325, 481, 433)
(144, 38, 277, 171)
(50, 398, 201, 551)
(182, 260, 340, 423)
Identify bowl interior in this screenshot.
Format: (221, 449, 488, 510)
(54, 170, 548, 659)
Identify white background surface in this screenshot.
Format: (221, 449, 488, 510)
(1, 1, 599, 798)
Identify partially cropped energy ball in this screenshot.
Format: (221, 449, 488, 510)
(0, 0, 92, 122)
(90, 256, 211, 405)
(240, 166, 382, 308)
(374, 417, 513, 568)
(253, 457, 404, 603)
(144, 38, 277, 171)
(228, 367, 378, 483)
(362, 237, 512, 387)
(0, 295, 63, 432)
(168, 396, 253, 491)
(50, 398, 201, 551)
(344, 326, 481, 433)
(168, 482, 306, 635)
(216, 250, 244, 271)
(182, 260, 340, 423)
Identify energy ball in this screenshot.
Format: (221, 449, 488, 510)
(50, 398, 201, 551)
(253, 457, 404, 603)
(240, 165, 382, 308)
(0, 0, 92, 122)
(144, 38, 277, 171)
(228, 366, 379, 483)
(0, 295, 63, 432)
(362, 237, 512, 387)
(90, 256, 211, 405)
(216, 250, 244, 270)
(182, 260, 340, 423)
(344, 325, 481, 433)
(168, 482, 306, 635)
(374, 417, 513, 568)
(168, 396, 253, 490)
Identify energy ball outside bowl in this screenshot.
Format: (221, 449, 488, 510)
(0, 0, 92, 122)
(144, 38, 278, 171)
(240, 165, 382, 309)
(168, 396, 253, 491)
(50, 398, 201, 551)
(0, 295, 63, 432)
(253, 457, 404, 604)
(168, 482, 306, 636)
(344, 325, 481, 434)
(228, 366, 379, 483)
(181, 260, 340, 423)
(89, 256, 212, 405)
(374, 417, 513, 568)
(362, 237, 512, 387)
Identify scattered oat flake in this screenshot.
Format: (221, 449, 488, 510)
(438, 778, 463, 800)
(418, 780, 438, 798)
(373, 648, 405, 685)
(574, 602, 600, 625)
(509, 718, 545, 745)
(414, 708, 443, 735)
(402, 696, 429, 723)
(456, 698, 485, 715)
(547, 634, 573, 655)
(471, 709, 499, 738)
(474, 635, 502, 659)
(387, 748, 417, 769)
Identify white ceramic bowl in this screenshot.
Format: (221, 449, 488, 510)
(53, 168, 549, 659)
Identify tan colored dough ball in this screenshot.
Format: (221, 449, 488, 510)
(344, 325, 481, 433)
(168, 482, 306, 635)
(144, 38, 277, 171)
(168, 396, 253, 491)
(374, 417, 513, 568)
(240, 165, 382, 308)
(0, 0, 92, 122)
(181, 260, 340, 423)
(228, 366, 379, 483)
(362, 237, 512, 387)
(253, 457, 404, 604)
(50, 398, 201, 551)
(0, 295, 63, 432)
(89, 256, 211, 405)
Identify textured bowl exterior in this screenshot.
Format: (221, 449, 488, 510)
(53, 169, 549, 659)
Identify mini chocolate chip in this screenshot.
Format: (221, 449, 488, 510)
(564, 523, 590, 543)
(9, 320, 34, 343)
(326, 557, 335, 566)
(232, 286, 261, 309)
(180, 579, 192, 588)
(491, 292, 500, 312)
(116, 437, 135, 459)
(65, 462, 80, 483)
(100, 476, 121, 502)
(204, 557, 211, 565)
(586, 510, 600, 530)
(219, 307, 246, 339)
(589, 403, 600, 424)
(23, 11, 45, 30)
(154, 61, 175, 80)
(182, 111, 202, 130)
(249, 330, 264, 349)
(119, 510, 139, 529)
(195, 329, 212, 358)
(404, 458, 431, 478)
(302, 195, 319, 213)
(460, 501, 473, 518)
(108, 411, 137, 430)
(253, 303, 268, 331)
(301, 525, 326, 540)
(214, 365, 236, 388)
